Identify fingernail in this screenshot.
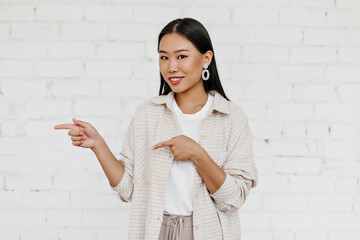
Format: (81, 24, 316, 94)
(80, 132, 83, 135)
(151, 146, 155, 150)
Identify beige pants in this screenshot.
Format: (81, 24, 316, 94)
(158, 211, 194, 240)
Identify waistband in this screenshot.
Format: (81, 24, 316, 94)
(162, 210, 193, 228)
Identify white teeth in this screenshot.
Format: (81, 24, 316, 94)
(170, 78, 182, 81)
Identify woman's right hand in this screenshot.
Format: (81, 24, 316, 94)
(54, 118, 101, 149)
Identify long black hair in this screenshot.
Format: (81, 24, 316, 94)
(157, 17, 230, 101)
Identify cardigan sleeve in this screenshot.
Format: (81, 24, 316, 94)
(210, 118, 258, 215)
(110, 114, 136, 203)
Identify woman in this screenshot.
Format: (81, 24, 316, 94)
(54, 18, 258, 240)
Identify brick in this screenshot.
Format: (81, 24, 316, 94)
(208, 25, 256, 44)
(25, 100, 71, 117)
(276, 157, 322, 174)
(338, 84, 360, 102)
(335, 178, 358, 194)
(183, 7, 230, 24)
(0, 41, 46, 59)
(330, 123, 357, 140)
(0, 101, 8, 118)
(58, 229, 97, 240)
(0, 229, 19, 240)
(283, 124, 307, 139)
(71, 192, 121, 209)
(268, 104, 313, 120)
(327, 9, 360, 27)
(230, 63, 278, 81)
(289, 176, 335, 193)
(252, 157, 275, 176)
(53, 172, 101, 191)
(244, 83, 292, 100)
(85, 5, 132, 21)
(132, 61, 158, 79)
(329, 231, 360, 240)
(61, 23, 108, 40)
(74, 99, 120, 116)
(349, 29, 360, 45)
(309, 196, 353, 212)
(336, 0, 360, 7)
(327, 66, 360, 82)
(279, 65, 324, 82)
(241, 231, 272, 240)
(97, 229, 128, 239)
(99, 80, 148, 97)
(233, 7, 279, 25)
(48, 42, 95, 58)
(85, 61, 132, 78)
(97, 43, 144, 60)
(293, 84, 337, 102)
(22, 192, 69, 208)
(51, 80, 98, 96)
(0, 138, 29, 155)
(82, 210, 129, 226)
(291, 47, 336, 63)
(307, 123, 329, 139)
(5, 173, 52, 190)
(0, 24, 9, 39)
(35, 61, 83, 77)
(244, 46, 288, 63)
(318, 213, 360, 230)
(280, 9, 326, 26)
(1, 80, 47, 97)
(36, 5, 83, 20)
(314, 104, 357, 121)
(255, 175, 288, 193)
(340, 162, 360, 176)
(0, 5, 34, 20)
(214, 44, 241, 63)
(47, 210, 82, 225)
(11, 23, 58, 40)
(339, 48, 360, 64)
(134, 6, 184, 23)
(256, 27, 302, 45)
(304, 29, 348, 45)
(1, 120, 18, 137)
(295, 231, 327, 240)
(240, 213, 272, 229)
(110, 23, 158, 41)
(288, 0, 333, 7)
(263, 195, 308, 211)
(273, 213, 318, 229)
(0, 60, 32, 77)
(257, 122, 282, 139)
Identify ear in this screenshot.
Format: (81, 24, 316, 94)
(203, 50, 213, 66)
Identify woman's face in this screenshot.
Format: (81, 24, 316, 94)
(158, 33, 212, 93)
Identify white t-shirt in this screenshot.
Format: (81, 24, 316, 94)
(164, 92, 214, 216)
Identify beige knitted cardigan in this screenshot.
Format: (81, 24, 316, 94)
(110, 89, 258, 239)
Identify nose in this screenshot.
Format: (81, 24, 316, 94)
(168, 58, 178, 73)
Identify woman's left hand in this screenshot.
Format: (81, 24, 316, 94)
(151, 135, 202, 161)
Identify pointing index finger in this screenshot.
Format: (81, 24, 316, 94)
(151, 140, 171, 150)
(54, 124, 76, 130)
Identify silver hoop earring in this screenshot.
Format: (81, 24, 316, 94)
(202, 63, 210, 81)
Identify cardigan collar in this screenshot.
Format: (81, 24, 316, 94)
(151, 89, 230, 115)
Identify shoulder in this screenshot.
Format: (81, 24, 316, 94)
(132, 96, 163, 119)
(227, 101, 248, 123)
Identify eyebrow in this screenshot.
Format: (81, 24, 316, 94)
(158, 49, 189, 54)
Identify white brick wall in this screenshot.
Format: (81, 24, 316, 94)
(0, 0, 359, 239)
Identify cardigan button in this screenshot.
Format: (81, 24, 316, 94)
(195, 194, 198, 198)
(195, 224, 199, 230)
